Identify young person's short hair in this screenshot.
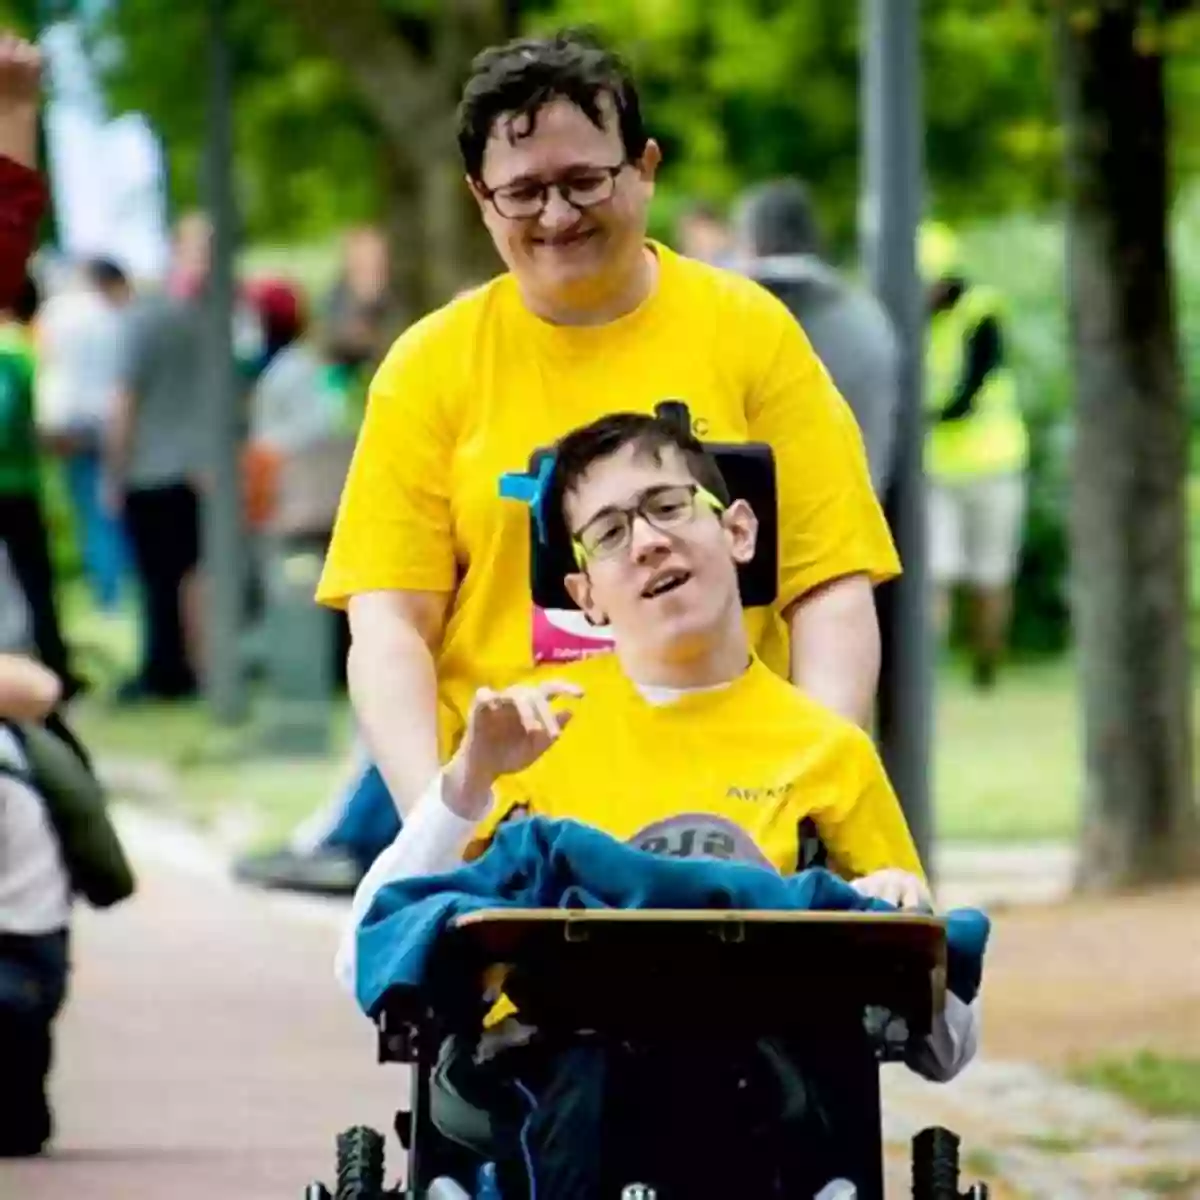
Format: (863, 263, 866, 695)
(457, 29, 647, 182)
(546, 411, 732, 545)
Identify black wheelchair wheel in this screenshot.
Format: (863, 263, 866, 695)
(335, 1125, 386, 1200)
(911, 1126, 960, 1199)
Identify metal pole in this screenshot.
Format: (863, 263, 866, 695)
(203, 0, 246, 723)
(861, 0, 933, 871)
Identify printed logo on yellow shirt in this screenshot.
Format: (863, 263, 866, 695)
(532, 605, 615, 664)
(726, 784, 790, 803)
(630, 814, 775, 871)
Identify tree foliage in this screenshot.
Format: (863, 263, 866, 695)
(95, 0, 384, 243)
(83, 0, 1200, 262)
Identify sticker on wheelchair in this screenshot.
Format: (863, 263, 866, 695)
(532, 604, 616, 664)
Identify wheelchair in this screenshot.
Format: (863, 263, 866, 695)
(305, 907, 990, 1199)
(306, 409, 991, 1197)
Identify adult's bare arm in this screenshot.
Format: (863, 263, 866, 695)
(784, 572, 881, 728)
(0, 33, 40, 168)
(0, 653, 61, 721)
(346, 589, 452, 819)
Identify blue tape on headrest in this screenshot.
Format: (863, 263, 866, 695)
(498, 454, 557, 544)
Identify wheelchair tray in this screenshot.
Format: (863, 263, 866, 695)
(444, 908, 947, 1039)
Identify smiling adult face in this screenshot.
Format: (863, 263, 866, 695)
(458, 33, 660, 323)
(469, 95, 659, 317)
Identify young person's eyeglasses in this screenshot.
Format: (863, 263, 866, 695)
(571, 484, 726, 567)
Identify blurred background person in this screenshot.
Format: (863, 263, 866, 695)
(242, 292, 358, 674)
(735, 177, 900, 496)
(105, 224, 207, 702)
(676, 198, 735, 267)
(0, 34, 47, 673)
(0, 652, 68, 1157)
(0, 275, 79, 696)
(320, 225, 394, 381)
(241, 275, 306, 382)
(35, 256, 133, 613)
(166, 210, 213, 301)
(920, 221, 1030, 690)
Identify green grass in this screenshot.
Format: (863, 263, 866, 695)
(1021, 1132, 1093, 1154)
(71, 685, 356, 846)
(241, 239, 340, 301)
(963, 1149, 1001, 1180)
(1071, 1053, 1200, 1119)
(61, 586, 356, 849)
(1123, 1167, 1200, 1197)
(933, 659, 1081, 842)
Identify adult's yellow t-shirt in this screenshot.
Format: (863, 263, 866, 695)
(466, 653, 924, 882)
(316, 243, 900, 755)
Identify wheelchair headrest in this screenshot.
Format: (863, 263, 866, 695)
(500, 403, 780, 612)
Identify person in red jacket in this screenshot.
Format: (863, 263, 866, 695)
(0, 33, 45, 310)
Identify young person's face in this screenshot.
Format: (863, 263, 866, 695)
(562, 443, 757, 662)
(470, 95, 660, 310)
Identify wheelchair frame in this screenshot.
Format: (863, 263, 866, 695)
(307, 908, 991, 1200)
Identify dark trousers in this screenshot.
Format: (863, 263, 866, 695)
(0, 492, 73, 682)
(430, 1028, 880, 1200)
(124, 483, 200, 696)
(0, 929, 69, 1156)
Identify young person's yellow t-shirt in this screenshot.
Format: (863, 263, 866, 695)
(316, 243, 900, 756)
(465, 654, 923, 1031)
(468, 654, 923, 882)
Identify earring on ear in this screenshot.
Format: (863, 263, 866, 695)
(583, 610, 609, 628)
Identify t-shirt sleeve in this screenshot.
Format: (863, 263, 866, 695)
(315, 322, 459, 608)
(811, 725, 925, 883)
(743, 289, 901, 609)
(0, 158, 47, 310)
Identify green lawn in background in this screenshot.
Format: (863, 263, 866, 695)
(933, 659, 1080, 842)
(1071, 1052, 1200, 1119)
(63, 585, 356, 850)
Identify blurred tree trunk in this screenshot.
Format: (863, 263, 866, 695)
(1055, 0, 1200, 890)
(280, 0, 510, 318)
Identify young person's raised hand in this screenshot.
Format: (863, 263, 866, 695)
(443, 681, 584, 819)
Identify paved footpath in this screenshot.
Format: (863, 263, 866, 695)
(0, 809, 401, 1200)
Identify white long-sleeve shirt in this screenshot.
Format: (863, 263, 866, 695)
(334, 771, 980, 1083)
(0, 726, 71, 935)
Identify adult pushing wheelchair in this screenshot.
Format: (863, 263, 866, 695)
(306, 417, 992, 1199)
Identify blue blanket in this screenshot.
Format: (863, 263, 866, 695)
(356, 816, 990, 1018)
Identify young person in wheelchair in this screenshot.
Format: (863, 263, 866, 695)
(336, 412, 979, 1199)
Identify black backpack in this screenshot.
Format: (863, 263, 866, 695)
(1, 713, 136, 909)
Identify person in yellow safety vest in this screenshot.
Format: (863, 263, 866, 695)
(920, 221, 1029, 690)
